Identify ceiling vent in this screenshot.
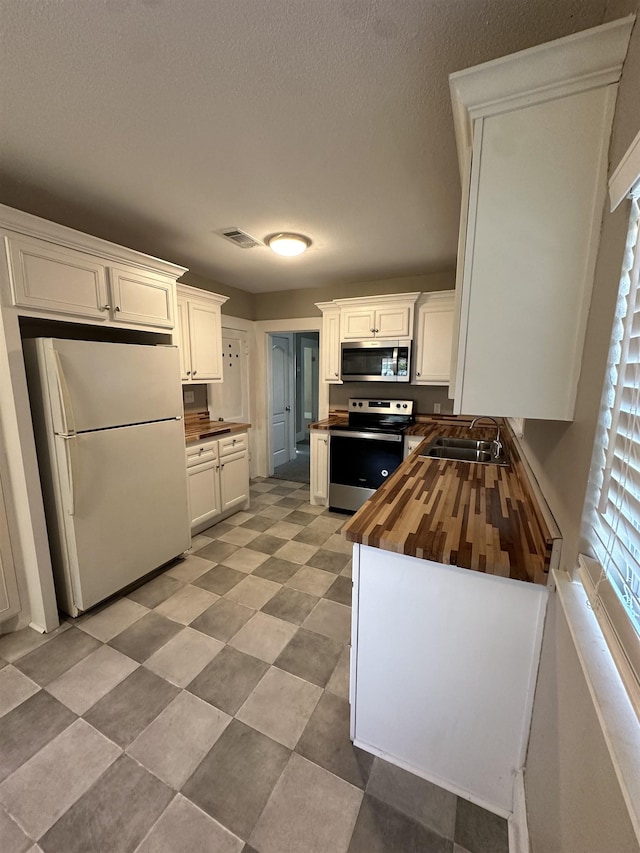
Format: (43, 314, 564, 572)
(220, 228, 262, 249)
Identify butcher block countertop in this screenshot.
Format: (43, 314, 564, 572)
(315, 412, 557, 586)
(184, 411, 251, 444)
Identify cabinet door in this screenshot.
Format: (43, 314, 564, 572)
(5, 233, 109, 320)
(219, 450, 249, 513)
(187, 460, 221, 530)
(176, 296, 192, 381)
(414, 295, 455, 385)
(109, 265, 174, 329)
(455, 88, 612, 419)
(374, 305, 411, 338)
(341, 307, 377, 340)
(188, 300, 223, 382)
(322, 308, 342, 383)
(403, 435, 425, 459)
(310, 432, 329, 506)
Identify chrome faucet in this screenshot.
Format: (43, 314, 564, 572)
(469, 416, 503, 459)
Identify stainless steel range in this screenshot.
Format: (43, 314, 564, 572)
(329, 398, 414, 513)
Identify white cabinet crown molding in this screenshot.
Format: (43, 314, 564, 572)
(449, 15, 635, 178)
(332, 291, 421, 309)
(0, 203, 187, 279)
(176, 283, 228, 306)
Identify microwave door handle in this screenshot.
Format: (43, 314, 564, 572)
(393, 347, 399, 376)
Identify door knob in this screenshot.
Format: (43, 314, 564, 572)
(285, 406, 291, 411)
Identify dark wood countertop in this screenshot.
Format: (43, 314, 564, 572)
(338, 419, 555, 586)
(185, 411, 251, 444)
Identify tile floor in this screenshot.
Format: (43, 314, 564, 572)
(0, 478, 510, 853)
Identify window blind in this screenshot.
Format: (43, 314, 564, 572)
(580, 189, 640, 694)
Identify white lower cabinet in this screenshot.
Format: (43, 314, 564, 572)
(310, 430, 329, 506)
(219, 450, 249, 513)
(186, 432, 249, 533)
(351, 544, 548, 813)
(403, 435, 425, 459)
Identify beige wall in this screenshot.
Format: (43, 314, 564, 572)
(523, 15, 640, 853)
(180, 268, 455, 323)
(252, 270, 455, 320)
(525, 594, 638, 853)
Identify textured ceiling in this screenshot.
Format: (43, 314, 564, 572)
(0, 0, 626, 292)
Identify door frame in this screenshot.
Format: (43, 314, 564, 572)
(253, 317, 326, 478)
(296, 333, 320, 442)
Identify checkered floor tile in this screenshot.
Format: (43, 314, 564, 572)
(0, 478, 508, 853)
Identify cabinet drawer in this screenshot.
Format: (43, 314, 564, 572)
(186, 441, 218, 467)
(5, 232, 109, 319)
(219, 433, 247, 457)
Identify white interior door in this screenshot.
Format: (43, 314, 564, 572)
(271, 334, 293, 469)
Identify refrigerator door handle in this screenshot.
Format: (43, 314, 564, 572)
(51, 349, 77, 436)
(60, 434, 77, 516)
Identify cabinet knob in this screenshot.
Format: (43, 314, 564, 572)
(100, 304, 111, 312)
(334, 372, 338, 377)
(192, 370, 197, 376)
(416, 371, 421, 377)
(115, 305, 121, 312)
(186, 370, 191, 376)
(221, 463, 225, 469)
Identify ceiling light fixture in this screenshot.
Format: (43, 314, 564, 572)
(266, 233, 311, 257)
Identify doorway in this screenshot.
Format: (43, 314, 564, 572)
(269, 331, 319, 483)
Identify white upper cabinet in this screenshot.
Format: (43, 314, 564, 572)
(413, 291, 455, 385)
(0, 207, 186, 331)
(177, 284, 228, 383)
(448, 18, 634, 421)
(108, 264, 174, 328)
(337, 293, 419, 340)
(5, 232, 110, 320)
(316, 301, 342, 383)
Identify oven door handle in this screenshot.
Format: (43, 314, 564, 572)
(329, 429, 403, 442)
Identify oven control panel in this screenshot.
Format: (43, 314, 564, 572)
(349, 398, 414, 415)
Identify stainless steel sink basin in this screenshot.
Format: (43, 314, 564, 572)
(419, 435, 509, 466)
(432, 437, 493, 452)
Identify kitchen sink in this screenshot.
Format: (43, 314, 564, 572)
(419, 435, 509, 466)
(432, 437, 493, 452)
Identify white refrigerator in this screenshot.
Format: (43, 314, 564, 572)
(24, 337, 190, 617)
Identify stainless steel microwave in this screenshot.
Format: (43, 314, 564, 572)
(340, 340, 411, 382)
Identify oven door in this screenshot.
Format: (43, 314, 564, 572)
(329, 430, 404, 512)
(340, 341, 410, 382)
